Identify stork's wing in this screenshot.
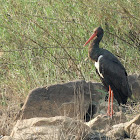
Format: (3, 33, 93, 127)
(98, 56, 132, 104)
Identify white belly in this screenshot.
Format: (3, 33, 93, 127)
(95, 55, 104, 78)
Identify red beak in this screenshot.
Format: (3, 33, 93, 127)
(83, 32, 97, 47)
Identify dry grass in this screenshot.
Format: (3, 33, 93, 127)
(123, 102, 140, 121)
(0, 103, 19, 136)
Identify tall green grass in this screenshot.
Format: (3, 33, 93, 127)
(0, 0, 139, 105)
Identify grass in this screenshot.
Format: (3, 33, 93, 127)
(0, 0, 140, 136)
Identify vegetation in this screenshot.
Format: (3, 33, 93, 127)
(0, 0, 139, 136)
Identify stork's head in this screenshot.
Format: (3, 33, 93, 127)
(83, 27, 104, 47)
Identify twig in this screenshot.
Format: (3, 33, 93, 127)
(0, 46, 83, 53)
(33, 21, 85, 80)
(0, 24, 73, 78)
(105, 31, 133, 46)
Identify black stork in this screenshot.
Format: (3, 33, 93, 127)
(83, 27, 132, 117)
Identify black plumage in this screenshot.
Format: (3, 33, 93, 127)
(85, 27, 132, 105)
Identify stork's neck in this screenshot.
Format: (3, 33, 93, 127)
(88, 34, 103, 61)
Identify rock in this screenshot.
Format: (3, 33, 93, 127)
(15, 75, 140, 120)
(1, 136, 14, 140)
(130, 123, 140, 139)
(106, 127, 125, 139)
(85, 131, 110, 140)
(106, 123, 126, 139)
(124, 114, 140, 137)
(106, 114, 140, 139)
(96, 101, 120, 116)
(128, 74, 140, 100)
(10, 116, 91, 140)
(16, 80, 105, 120)
(86, 112, 126, 132)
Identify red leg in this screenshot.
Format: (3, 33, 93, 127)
(110, 90, 114, 118)
(107, 85, 111, 116)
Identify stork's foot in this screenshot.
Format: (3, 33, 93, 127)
(107, 112, 113, 119)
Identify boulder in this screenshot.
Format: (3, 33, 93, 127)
(106, 114, 140, 139)
(86, 112, 126, 132)
(106, 123, 126, 139)
(10, 116, 91, 140)
(85, 131, 110, 140)
(16, 80, 105, 120)
(124, 114, 140, 137)
(1, 136, 14, 140)
(128, 74, 140, 100)
(96, 101, 120, 116)
(130, 123, 140, 139)
(15, 75, 140, 121)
